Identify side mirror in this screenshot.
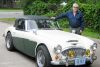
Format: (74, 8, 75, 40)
(33, 29, 37, 35)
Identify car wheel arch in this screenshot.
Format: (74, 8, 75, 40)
(7, 31, 11, 33)
(35, 43, 52, 59)
(6, 31, 11, 38)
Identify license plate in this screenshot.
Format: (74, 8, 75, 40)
(75, 58, 86, 65)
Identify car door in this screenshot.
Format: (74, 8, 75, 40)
(12, 19, 26, 52)
(22, 20, 38, 57)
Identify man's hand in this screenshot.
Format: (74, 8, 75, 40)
(51, 17, 56, 20)
(80, 30, 83, 33)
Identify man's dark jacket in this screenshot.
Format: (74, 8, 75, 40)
(55, 11, 84, 30)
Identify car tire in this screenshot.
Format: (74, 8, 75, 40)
(5, 32, 15, 51)
(36, 45, 52, 67)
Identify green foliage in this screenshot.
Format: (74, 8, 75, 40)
(23, 1, 58, 15)
(26, 1, 48, 15)
(79, 3, 100, 32)
(47, 0, 61, 3)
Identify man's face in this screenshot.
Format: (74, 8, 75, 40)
(73, 5, 79, 12)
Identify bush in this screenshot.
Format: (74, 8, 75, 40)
(23, 1, 47, 15)
(23, 1, 59, 15)
(79, 3, 100, 32)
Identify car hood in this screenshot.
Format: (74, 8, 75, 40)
(37, 30, 94, 49)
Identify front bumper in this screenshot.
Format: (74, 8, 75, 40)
(51, 55, 97, 66)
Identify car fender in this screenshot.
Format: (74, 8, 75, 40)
(35, 42, 56, 61)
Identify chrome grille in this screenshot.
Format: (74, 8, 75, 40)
(62, 48, 86, 58)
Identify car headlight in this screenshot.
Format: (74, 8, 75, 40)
(53, 45, 62, 61)
(91, 43, 97, 50)
(86, 49, 90, 57)
(67, 50, 75, 58)
(54, 45, 62, 54)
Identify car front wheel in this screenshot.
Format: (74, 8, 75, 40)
(36, 45, 52, 67)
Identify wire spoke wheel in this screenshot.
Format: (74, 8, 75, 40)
(37, 50, 45, 67)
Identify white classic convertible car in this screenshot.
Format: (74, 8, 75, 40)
(4, 15, 97, 67)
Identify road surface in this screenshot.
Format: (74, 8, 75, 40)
(0, 22, 100, 67)
(0, 11, 23, 18)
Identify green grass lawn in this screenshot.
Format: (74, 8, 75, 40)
(82, 28, 100, 39)
(0, 8, 23, 12)
(0, 18, 99, 39)
(63, 28, 100, 39)
(0, 18, 15, 24)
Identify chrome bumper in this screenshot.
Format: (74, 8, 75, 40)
(51, 56, 97, 66)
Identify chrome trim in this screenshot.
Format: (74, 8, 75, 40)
(51, 60, 66, 66)
(51, 47, 97, 66)
(62, 47, 86, 58)
(62, 46, 86, 52)
(93, 56, 97, 60)
(51, 56, 95, 66)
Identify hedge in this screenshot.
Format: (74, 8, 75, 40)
(79, 3, 100, 32)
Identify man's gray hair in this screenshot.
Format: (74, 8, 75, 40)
(73, 3, 79, 7)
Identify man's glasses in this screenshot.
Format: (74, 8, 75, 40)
(73, 7, 79, 8)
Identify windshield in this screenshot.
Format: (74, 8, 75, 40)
(37, 20, 59, 30)
(27, 20, 38, 30)
(26, 20, 60, 30)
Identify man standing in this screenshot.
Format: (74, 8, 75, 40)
(53, 3, 84, 35)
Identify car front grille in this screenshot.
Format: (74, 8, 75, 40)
(62, 48, 86, 58)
